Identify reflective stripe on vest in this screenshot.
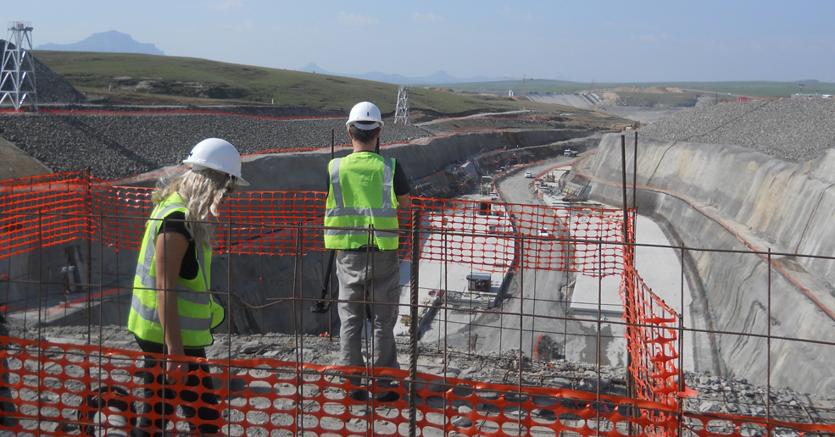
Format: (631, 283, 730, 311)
(324, 154, 399, 250)
(130, 296, 213, 331)
(127, 194, 216, 347)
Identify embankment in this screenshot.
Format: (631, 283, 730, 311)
(581, 132, 835, 394)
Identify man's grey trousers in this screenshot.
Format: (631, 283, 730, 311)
(335, 249, 401, 369)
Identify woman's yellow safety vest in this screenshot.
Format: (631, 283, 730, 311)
(127, 193, 224, 347)
(324, 152, 400, 250)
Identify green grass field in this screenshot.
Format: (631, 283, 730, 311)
(35, 51, 519, 114)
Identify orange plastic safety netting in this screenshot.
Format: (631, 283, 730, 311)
(0, 172, 93, 259)
(1, 172, 626, 277)
(1, 336, 830, 436)
(620, 264, 681, 408)
(618, 250, 684, 437)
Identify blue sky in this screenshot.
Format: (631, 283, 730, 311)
(10, 0, 835, 82)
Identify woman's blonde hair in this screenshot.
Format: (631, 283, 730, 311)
(152, 168, 233, 248)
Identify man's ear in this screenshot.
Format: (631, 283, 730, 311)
(346, 127, 353, 140)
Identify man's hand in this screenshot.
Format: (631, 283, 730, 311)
(165, 357, 189, 386)
(397, 194, 411, 209)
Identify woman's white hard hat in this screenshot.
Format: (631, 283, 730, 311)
(182, 137, 249, 186)
(346, 101, 384, 130)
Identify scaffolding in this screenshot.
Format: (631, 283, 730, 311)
(0, 170, 833, 435)
(0, 21, 37, 111)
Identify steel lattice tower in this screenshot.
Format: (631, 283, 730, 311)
(394, 86, 409, 125)
(0, 22, 37, 111)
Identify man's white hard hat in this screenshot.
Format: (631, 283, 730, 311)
(346, 101, 384, 130)
(182, 137, 249, 186)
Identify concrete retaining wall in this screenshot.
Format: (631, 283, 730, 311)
(241, 129, 589, 190)
(583, 133, 835, 394)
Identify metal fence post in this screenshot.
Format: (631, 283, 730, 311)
(408, 209, 420, 437)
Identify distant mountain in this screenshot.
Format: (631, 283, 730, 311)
(38, 30, 164, 55)
(300, 63, 511, 85)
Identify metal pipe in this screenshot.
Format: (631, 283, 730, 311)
(408, 209, 420, 437)
(292, 221, 303, 435)
(620, 133, 636, 405)
(226, 218, 233, 436)
(678, 243, 685, 437)
(596, 240, 603, 436)
(767, 248, 772, 432)
(633, 131, 638, 214)
(517, 233, 524, 437)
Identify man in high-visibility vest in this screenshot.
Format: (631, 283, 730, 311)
(325, 101, 411, 402)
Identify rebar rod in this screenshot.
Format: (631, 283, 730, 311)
(409, 209, 420, 437)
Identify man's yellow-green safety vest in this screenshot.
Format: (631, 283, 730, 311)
(324, 152, 399, 250)
(127, 193, 224, 347)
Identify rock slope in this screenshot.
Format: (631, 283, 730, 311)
(641, 98, 835, 161)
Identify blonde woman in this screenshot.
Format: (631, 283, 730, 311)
(128, 138, 247, 436)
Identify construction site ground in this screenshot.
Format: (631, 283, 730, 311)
(3, 97, 835, 434)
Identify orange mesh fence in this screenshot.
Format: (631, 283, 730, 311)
(90, 183, 154, 253)
(620, 264, 681, 408)
(619, 258, 683, 437)
(0, 171, 92, 259)
(1, 336, 832, 436)
(1, 172, 625, 277)
(415, 196, 625, 275)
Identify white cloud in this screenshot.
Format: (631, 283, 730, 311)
(337, 12, 378, 27)
(412, 12, 442, 23)
(209, 0, 243, 11)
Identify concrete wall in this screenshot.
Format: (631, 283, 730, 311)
(583, 133, 835, 394)
(241, 129, 589, 190)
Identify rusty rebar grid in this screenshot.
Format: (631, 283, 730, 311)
(1, 176, 835, 435)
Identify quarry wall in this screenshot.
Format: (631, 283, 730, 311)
(583, 133, 835, 394)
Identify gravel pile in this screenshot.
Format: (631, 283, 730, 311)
(0, 113, 427, 178)
(641, 98, 835, 161)
(0, 40, 85, 103)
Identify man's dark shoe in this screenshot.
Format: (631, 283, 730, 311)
(374, 391, 400, 403)
(349, 389, 369, 402)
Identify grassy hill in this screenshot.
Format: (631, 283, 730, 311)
(34, 51, 518, 114)
(447, 78, 835, 97)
